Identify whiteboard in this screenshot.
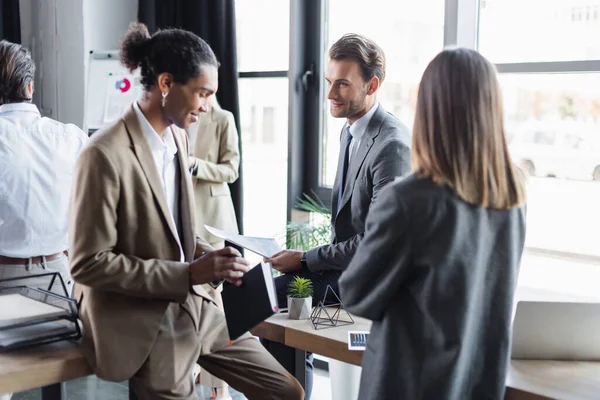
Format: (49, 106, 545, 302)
(84, 50, 142, 136)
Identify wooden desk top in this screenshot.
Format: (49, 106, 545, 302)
(505, 360, 600, 400)
(0, 341, 92, 393)
(252, 311, 600, 400)
(252, 311, 371, 366)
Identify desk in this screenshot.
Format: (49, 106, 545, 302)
(252, 313, 600, 400)
(0, 341, 92, 399)
(252, 312, 370, 367)
(506, 360, 600, 400)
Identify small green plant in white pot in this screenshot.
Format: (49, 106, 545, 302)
(287, 276, 313, 320)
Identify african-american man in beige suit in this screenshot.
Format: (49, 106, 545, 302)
(69, 23, 303, 400)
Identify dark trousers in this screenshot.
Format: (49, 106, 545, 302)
(262, 269, 341, 400)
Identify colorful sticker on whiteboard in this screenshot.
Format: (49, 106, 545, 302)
(103, 74, 138, 123)
(115, 78, 132, 93)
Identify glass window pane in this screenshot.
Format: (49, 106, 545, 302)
(238, 78, 289, 263)
(321, 0, 445, 187)
(503, 73, 600, 257)
(479, 0, 600, 63)
(235, 0, 290, 71)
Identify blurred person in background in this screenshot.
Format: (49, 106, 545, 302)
(0, 39, 87, 400)
(187, 95, 240, 399)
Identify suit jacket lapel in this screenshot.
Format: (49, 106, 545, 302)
(337, 105, 387, 216)
(123, 106, 181, 252)
(172, 127, 196, 262)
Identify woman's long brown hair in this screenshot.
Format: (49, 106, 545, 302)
(412, 48, 526, 209)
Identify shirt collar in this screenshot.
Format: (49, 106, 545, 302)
(132, 101, 177, 156)
(0, 102, 41, 116)
(348, 102, 379, 141)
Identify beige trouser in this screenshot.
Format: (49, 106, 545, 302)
(129, 297, 303, 400)
(198, 239, 226, 390)
(0, 255, 72, 400)
(0, 255, 73, 296)
(198, 283, 227, 389)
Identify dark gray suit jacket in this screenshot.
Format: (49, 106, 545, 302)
(339, 175, 526, 400)
(305, 104, 411, 273)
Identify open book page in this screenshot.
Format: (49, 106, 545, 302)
(260, 261, 278, 312)
(0, 293, 68, 328)
(205, 225, 282, 257)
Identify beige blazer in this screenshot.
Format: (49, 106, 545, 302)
(69, 106, 215, 382)
(189, 107, 240, 245)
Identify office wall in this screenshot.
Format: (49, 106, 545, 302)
(83, 0, 138, 130)
(84, 0, 138, 52)
(55, 0, 86, 126)
(18, 0, 41, 109)
(18, 0, 137, 128)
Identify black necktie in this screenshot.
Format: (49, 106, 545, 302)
(338, 126, 353, 211)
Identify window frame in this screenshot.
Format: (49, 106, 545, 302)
(292, 0, 467, 211)
(451, 0, 600, 263)
(284, 0, 600, 263)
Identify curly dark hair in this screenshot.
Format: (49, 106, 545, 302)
(0, 40, 35, 105)
(119, 22, 219, 91)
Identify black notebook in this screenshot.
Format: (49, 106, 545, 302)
(221, 261, 279, 340)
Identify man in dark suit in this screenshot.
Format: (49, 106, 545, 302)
(266, 33, 412, 399)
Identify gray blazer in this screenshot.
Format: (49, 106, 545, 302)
(305, 105, 411, 273)
(339, 175, 526, 400)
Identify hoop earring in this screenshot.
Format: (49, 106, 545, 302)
(161, 91, 169, 108)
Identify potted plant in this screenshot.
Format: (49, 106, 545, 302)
(285, 193, 331, 252)
(287, 276, 313, 320)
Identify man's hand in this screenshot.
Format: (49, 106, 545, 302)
(189, 247, 250, 287)
(266, 250, 303, 274)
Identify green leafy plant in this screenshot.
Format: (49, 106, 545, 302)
(285, 193, 332, 251)
(287, 276, 314, 299)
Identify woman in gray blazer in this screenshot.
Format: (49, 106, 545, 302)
(339, 48, 527, 400)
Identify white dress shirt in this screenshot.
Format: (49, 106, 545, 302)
(347, 102, 380, 161)
(0, 103, 87, 257)
(132, 102, 185, 262)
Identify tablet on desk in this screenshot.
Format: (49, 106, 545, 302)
(348, 331, 369, 351)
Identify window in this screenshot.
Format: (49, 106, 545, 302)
(479, 4, 600, 261)
(479, 0, 600, 63)
(235, 0, 289, 71)
(236, 1, 290, 263)
(320, 0, 445, 188)
(533, 131, 555, 145)
(564, 134, 583, 149)
(235, 0, 600, 293)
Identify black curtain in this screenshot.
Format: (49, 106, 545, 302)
(138, 0, 244, 234)
(0, 0, 21, 43)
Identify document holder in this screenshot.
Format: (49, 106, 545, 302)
(0, 273, 81, 352)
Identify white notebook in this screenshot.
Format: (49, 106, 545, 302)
(0, 293, 68, 328)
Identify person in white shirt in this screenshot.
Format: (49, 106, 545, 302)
(0, 40, 87, 400)
(0, 40, 87, 295)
